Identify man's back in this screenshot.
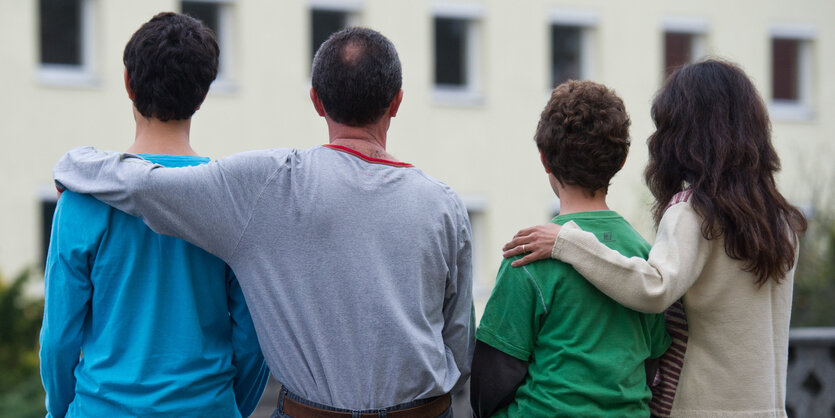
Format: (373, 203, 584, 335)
(477, 211, 669, 417)
(40, 155, 267, 417)
(223, 145, 473, 408)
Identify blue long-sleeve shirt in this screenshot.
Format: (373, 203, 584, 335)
(40, 154, 269, 418)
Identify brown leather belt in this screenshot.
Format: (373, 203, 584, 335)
(279, 393, 451, 418)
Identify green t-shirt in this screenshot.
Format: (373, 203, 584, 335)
(477, 211, 670, 417)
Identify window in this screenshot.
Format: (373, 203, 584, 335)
(311, 10, 347, 59)
(550, 25, 583, 86)
(549, 10, 598, 88)
(770, 24, 815, 120)
(435, 18, 468, 86)
(38, 0, 97, 86)
(183, 2, 220, 36)
(433, 4, 483, 104)
(662, 17, 708, 79)
(182, 0, 236, 92)
(40, 0, 81, 66)
(40, 195, 58, 269)
(772, 39, 800, 101)
(310, 1, 361, 62)
(664, 33, 694, 76)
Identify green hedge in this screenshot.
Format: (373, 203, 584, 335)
(792, 208, 835, 327)
(0, 269, 46, 417)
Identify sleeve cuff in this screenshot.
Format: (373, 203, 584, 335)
(551, 220, 581, 260)
(476, 328, 531, 362)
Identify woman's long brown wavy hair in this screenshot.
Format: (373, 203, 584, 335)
(645, 59, 807, 285)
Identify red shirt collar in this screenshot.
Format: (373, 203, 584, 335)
(323, 144, 414, 167)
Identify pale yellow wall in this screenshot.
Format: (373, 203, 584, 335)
(1, 1, 833, 305)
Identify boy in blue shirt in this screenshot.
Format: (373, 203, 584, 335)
(40, 12, 268, 417)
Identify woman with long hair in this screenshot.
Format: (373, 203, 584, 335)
(502, 59, 806, 416)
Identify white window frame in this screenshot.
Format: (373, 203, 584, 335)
(769, 24, 815, 121)
(37, 0, 99, 88)
(309, 0, 363, 16)
(462, 195, 489, 300)
(661, 16, 709, 73)
(182, 0, 238, 94)
(547, 9, 598, 91)
(432, 3, 485, 106)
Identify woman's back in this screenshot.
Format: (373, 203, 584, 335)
(664, 198, 792, 416)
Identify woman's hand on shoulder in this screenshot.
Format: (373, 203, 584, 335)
(502, 223, 561, 267)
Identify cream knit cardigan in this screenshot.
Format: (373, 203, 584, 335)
(552, 200, 793, 417)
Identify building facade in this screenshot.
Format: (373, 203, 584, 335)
(1, 0, 833, 312)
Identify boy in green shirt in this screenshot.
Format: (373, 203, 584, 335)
(471, 80, 670, 417)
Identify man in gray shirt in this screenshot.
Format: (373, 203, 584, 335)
(53, 28, 473, 417)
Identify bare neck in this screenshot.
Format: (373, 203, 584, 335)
(326, 116, 398, 161)
(555, 182, 610, 215)
(125, 107, 199, 156)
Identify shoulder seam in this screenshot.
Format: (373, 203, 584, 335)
(225, 151, 287, 259)
(520, 264, 548, 314)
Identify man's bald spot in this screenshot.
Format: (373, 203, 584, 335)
(340, 40, 364, 66)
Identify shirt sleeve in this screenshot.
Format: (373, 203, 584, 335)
(52, 146, 288, 261)
(225, 266, 270, 417)
(552, 202, 710, 313)
(441, 196, 476, 392)
(470, 340, 529, 418)
(39, 192, 104, 418)
(476, 258, 545, 362)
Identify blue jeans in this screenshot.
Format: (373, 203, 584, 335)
(270, 387, 453, 418)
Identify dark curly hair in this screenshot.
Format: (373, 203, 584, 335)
(646, 59, 807, 285)
(311, 27, 402, 126)
(535, 80, 631, 196)
(123, 12, 218, 121)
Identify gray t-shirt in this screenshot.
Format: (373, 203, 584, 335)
(53, 144, 474, 409)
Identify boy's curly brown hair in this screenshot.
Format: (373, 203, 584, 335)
(535, 80, 631, 196)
